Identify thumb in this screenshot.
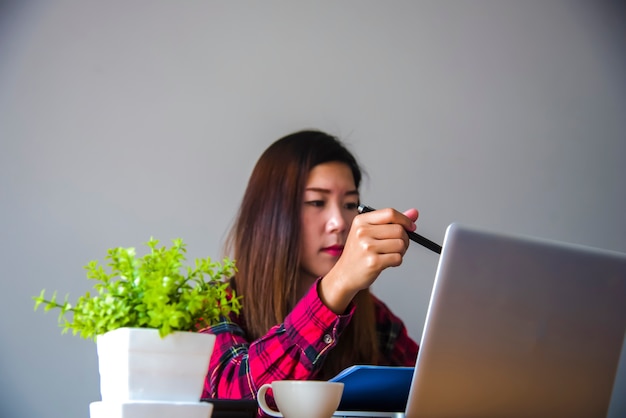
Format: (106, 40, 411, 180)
(403, 208, 419, 230)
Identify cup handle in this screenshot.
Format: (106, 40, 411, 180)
(257, 383, 283, 417)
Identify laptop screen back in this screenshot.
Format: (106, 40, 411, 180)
(405, 223, 626, 418)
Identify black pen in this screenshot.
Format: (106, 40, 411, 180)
(357, 204, 442, 254)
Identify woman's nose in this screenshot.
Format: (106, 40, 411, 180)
(326, 206, 348, 233)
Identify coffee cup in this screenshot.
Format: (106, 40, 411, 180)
(257, 380, 344, 418)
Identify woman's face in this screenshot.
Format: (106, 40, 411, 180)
(299, 161, 359, 288)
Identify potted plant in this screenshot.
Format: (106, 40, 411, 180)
(33, 237, 241, 414)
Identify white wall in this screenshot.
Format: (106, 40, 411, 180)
(1, 1, 624, 417)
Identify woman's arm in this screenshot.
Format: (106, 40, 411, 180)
(202, 280, 354, 399)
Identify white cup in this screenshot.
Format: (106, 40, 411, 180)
(257, 380, 344, 418)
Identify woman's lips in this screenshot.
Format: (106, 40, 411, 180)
(322, 245, 344, 257)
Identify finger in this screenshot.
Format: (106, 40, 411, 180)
(354, 223, 410, 245)
(365, 252, 405, 270)
(361, 236, 408, 256)
(372, 223, 408, 239)
(380, 252, 405, 268)
(359, 207, 416, 232)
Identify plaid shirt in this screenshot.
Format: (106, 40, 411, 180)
(201, 278, 418, 401)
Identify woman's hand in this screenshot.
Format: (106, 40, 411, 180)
(319, 207, 419, 313)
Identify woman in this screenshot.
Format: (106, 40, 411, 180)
(201, 129, 419, 400)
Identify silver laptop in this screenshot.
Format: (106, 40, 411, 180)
(336, 223, 626, 418)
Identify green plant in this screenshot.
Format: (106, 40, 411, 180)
(33, 237, 241, 340)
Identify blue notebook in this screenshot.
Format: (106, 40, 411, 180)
(329, 365, 414, 412)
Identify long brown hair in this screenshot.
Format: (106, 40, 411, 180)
(226, 130, 378, 378)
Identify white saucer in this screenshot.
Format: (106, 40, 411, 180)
(89, 400, 214, 418)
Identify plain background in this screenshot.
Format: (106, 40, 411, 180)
(1, 1, 625, 417)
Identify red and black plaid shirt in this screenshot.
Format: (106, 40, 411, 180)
(201, 278, 418, 401)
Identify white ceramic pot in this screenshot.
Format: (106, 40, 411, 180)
(96, 328, 216, 403)
(89, 400, 214, 418)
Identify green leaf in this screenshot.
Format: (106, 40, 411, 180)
(33, 237, 240, 340)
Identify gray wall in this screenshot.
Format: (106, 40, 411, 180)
(1, 1, 625, 417)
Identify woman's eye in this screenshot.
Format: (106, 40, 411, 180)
(345, 202, 359, 210)
(305, 200, 325, 208)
